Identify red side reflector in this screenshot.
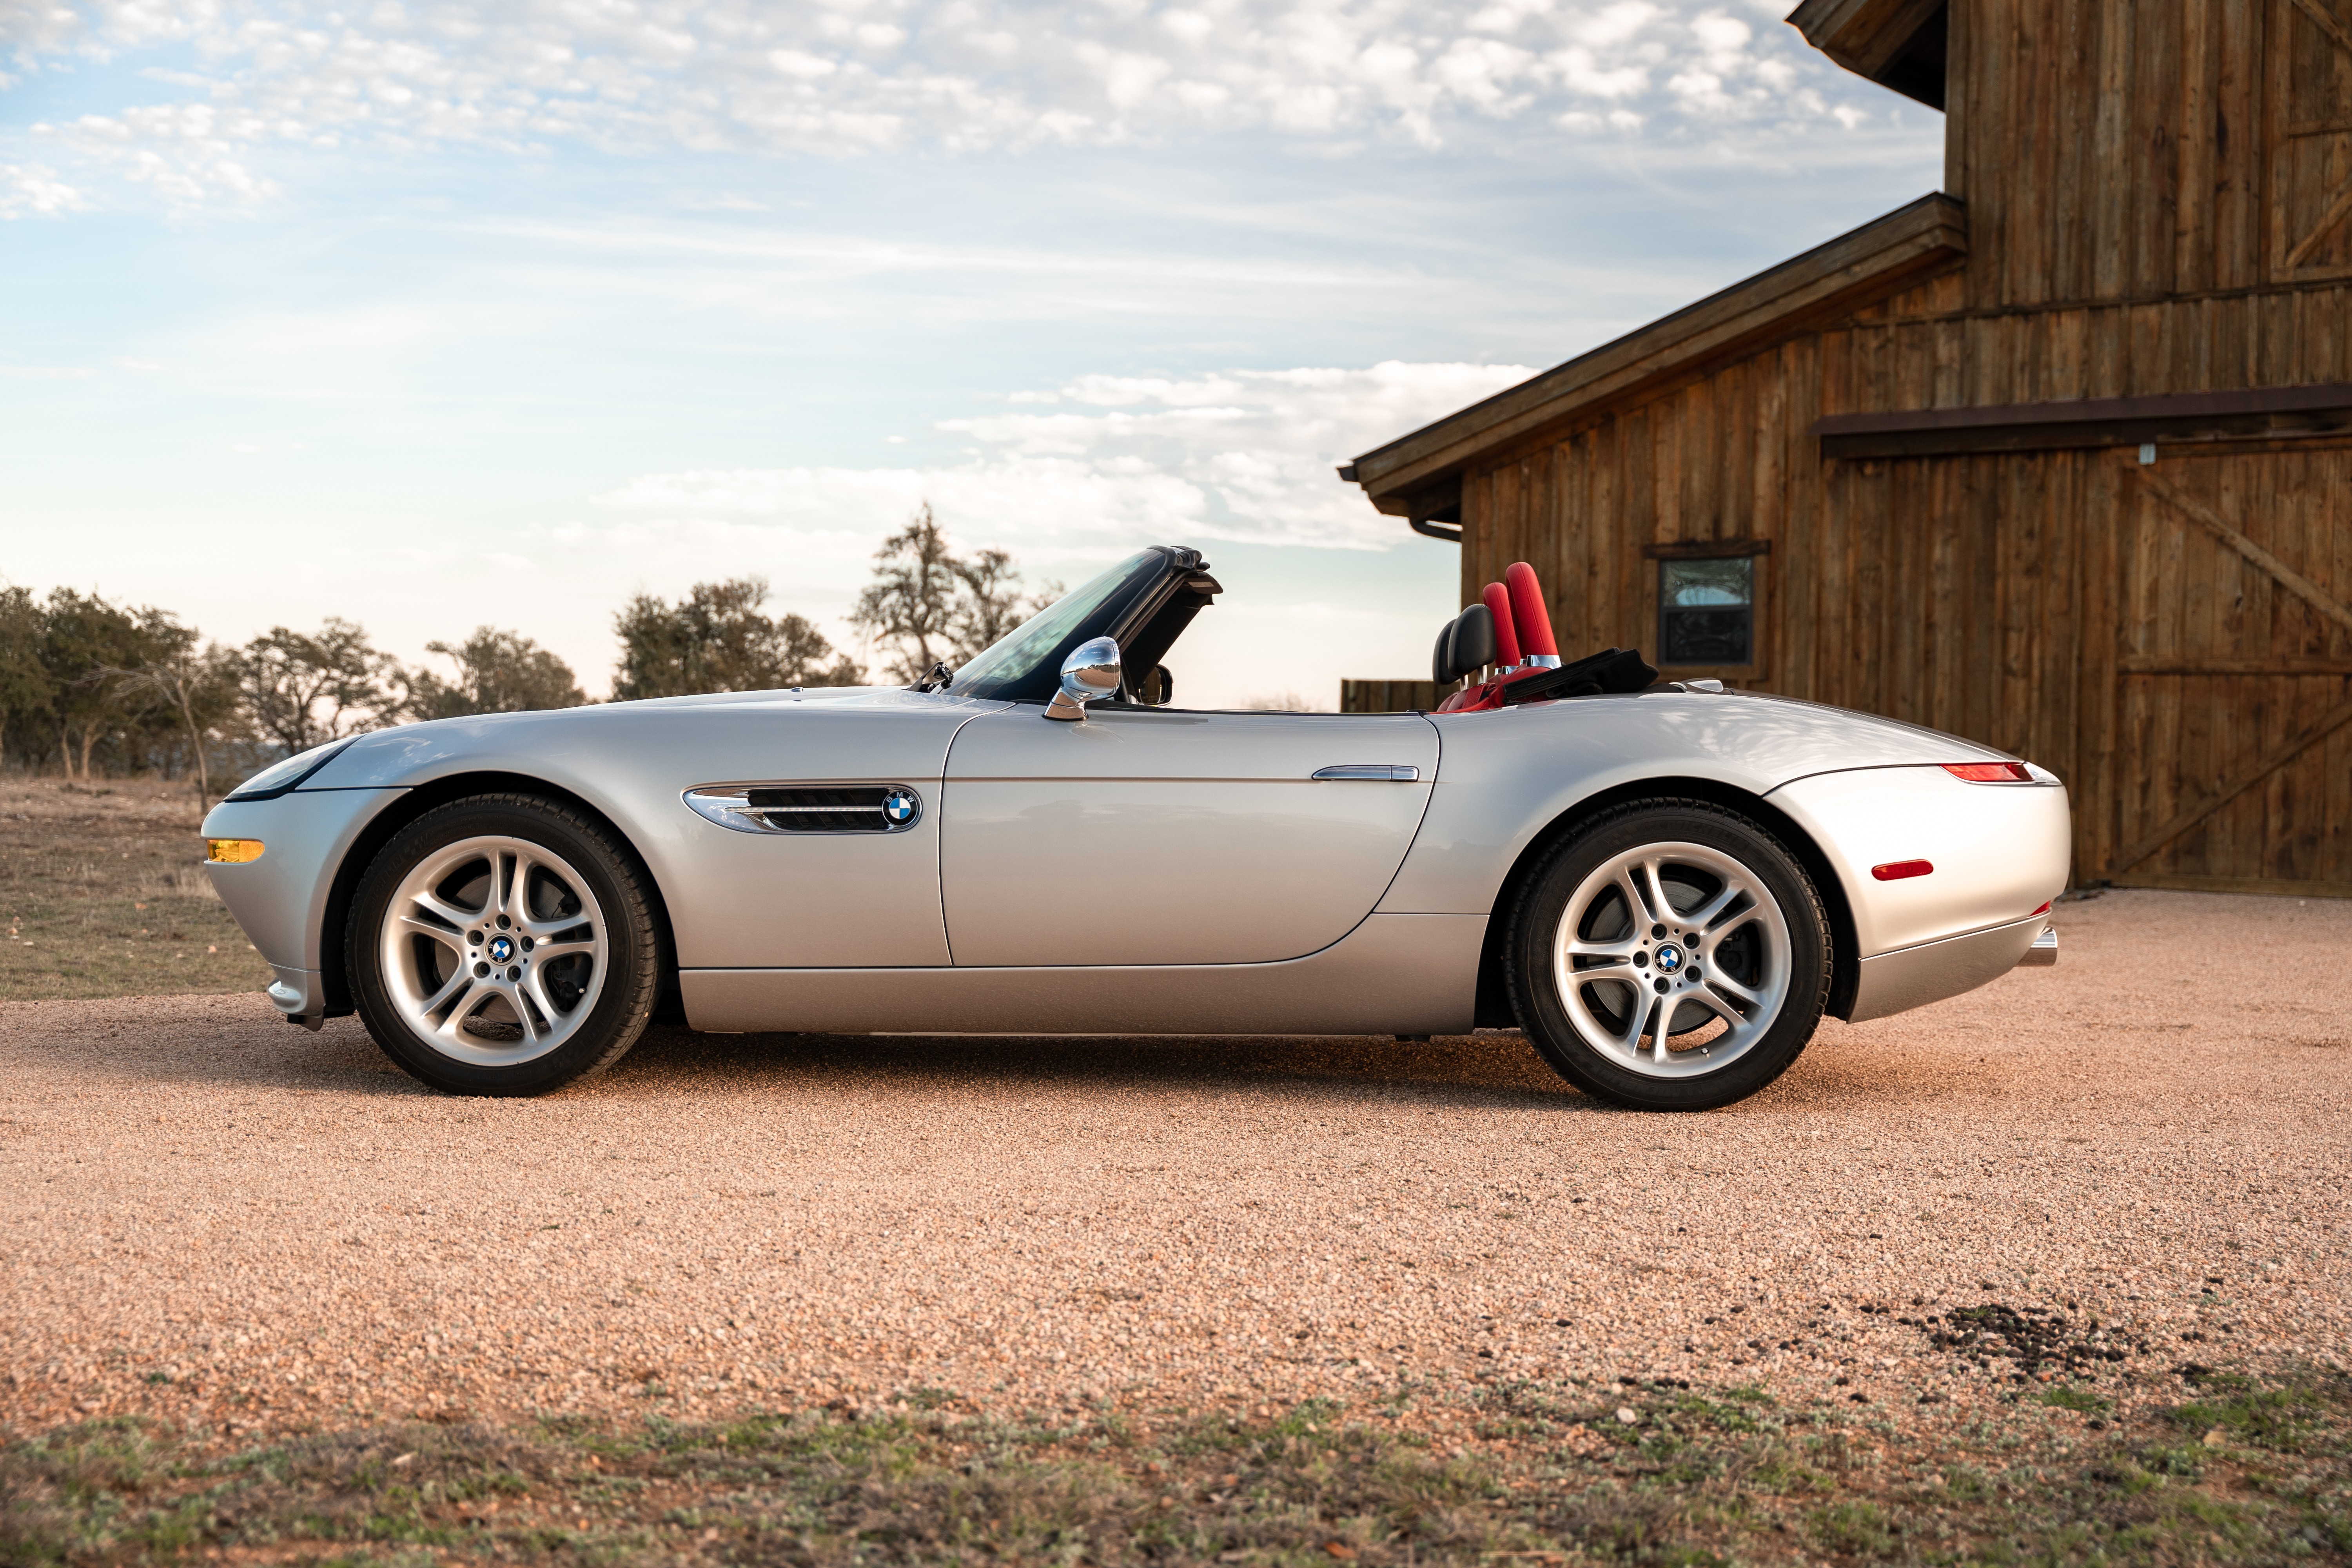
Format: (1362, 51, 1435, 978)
(2033, 901, 2051, 916)
(1944, 761, 2033, 783)
(1872, 859, 1934, 881)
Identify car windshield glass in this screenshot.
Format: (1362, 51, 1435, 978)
(947, 550, 1164, 701)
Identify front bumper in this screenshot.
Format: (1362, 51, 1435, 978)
(265, 965, 325, 1022)
(202, 787, 408, 1019)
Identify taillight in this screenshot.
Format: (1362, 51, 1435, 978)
(1871, 859, 1934, 881)
(1944, 761, 2033, 783)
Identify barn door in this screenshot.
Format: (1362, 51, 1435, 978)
(2111, 448, 2352, 892)
(2270, 0, 2352, 279)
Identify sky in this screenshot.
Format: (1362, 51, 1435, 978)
(2, 0, 1944, 708)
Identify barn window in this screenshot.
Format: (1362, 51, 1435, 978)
(1658, 556, 1754, 666)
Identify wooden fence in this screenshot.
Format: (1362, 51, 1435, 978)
(1340, 679, 1442, 713)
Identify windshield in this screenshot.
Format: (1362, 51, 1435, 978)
(947, 549, 1164, 701)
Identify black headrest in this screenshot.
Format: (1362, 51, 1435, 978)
(1440, 603, 1497, 684)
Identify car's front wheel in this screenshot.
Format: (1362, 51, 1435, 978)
(348, 794, 661, 1095)
(1506, 799, 1831, 1111)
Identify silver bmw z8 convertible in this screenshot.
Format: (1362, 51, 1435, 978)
(201, 546, 2069, 1110)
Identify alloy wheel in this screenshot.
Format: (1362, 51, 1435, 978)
(376, 834, 608, 1066)
(1550, 839, 1792, 1078)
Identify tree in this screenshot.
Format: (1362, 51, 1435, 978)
(611, 578, 862, 701)
(100, 638, 241, 808)
(853, 503, 1058, 682)
(233, 619, 410, 756)
(41, 589, 170, 778)
(0, 582, 236, 783)
(851, 504, 964, 684)
(0, 583, 51, 770)
(412, 627, 587, 720)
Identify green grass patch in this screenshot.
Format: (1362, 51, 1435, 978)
(2172, 1372, 2333, 1454)
(5, 1366, 2350, 1565)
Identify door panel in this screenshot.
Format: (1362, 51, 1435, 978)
(940, 708, 1440, 965)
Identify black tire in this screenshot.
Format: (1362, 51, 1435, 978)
(1504, 799, 1831, 1111)
(347, 793, 661, 1096)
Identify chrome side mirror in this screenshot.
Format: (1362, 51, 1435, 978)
(1044, 636, 1122, 721)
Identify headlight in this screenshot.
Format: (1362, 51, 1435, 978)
(224, 737, 357, 802)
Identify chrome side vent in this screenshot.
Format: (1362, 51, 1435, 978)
(684, 784, 923, 835)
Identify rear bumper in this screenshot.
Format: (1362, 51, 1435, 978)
(1848, 910, 2053, 1023)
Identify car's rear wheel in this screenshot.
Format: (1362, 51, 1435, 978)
(348, 794, 660, 1095)
(1506, 800, 1830, 1111)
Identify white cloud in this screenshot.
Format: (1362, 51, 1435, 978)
(769, 49, 840, 79)
(3, 0, 1913, 211)
(583, 360, 1529, 567)
(0, 161, 85, 217)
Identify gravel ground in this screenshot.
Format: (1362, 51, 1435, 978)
(3, 888, 2347, 1442)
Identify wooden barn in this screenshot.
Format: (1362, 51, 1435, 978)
(1341, 0, 2352, 897)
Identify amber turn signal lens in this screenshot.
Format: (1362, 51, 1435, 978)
(1871, 859, 1934, 881)
(206, 839, 266, 864)
(1943, 761, 2033, 783)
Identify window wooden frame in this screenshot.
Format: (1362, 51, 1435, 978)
(1642, 539, 1771, 681)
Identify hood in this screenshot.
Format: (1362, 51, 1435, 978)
(298, 687, 985, 792)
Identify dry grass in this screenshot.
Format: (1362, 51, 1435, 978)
(5, 1366, 2348, 1566)
(0, 777, 274, 1002)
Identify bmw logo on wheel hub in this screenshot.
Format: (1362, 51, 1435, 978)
(487, 935, 515, 964)
(1655, 942, 1684, 975)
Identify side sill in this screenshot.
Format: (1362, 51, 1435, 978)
(679, 913, 1485, 1036)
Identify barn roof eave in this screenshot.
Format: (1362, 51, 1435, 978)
(1786, 0, 1949, 109)
(1341, 191, 1968, 520)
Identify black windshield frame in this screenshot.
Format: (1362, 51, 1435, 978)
(945, 547, 1203, 703)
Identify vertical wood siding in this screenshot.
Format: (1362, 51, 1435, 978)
(1450, 0, 2352, 893)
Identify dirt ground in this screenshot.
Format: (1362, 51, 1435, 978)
(2, 887, 2347, 1457)
(0, 776, 275, 1001)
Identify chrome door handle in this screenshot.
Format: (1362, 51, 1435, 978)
(1312, 764, 1421, 782)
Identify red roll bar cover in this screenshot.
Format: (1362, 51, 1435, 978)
(1480, 582, 1522, 667)
(1504, 562, 1557, 658)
